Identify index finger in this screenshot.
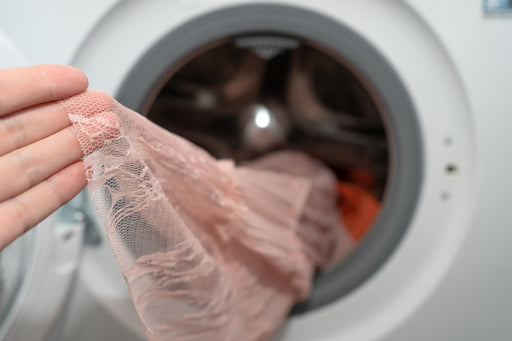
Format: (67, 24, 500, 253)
(0, 65, 88, 116)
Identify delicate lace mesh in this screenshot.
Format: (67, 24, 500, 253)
(61, 90, 352, 341)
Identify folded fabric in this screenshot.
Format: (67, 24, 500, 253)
(61, 90, 352, 341)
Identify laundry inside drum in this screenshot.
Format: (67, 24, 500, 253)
(145, 34, 388, 270)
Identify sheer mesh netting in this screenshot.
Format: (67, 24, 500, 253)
(61, 90, 353, 341)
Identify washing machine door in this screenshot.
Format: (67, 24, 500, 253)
(0, 31, 86, 341)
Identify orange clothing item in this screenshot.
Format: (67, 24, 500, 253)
(337, 182, 380, 241)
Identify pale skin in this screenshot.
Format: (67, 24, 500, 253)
(0, 65, 90, 250)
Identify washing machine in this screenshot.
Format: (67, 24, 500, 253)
(0, 0, 511, 340)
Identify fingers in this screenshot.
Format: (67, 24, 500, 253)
(0, 65, 88, 117)
(0, 111, 119, 203)
(0, 82, 121, 250)
(0, 124, 81, 202)
(0, 101, 71, 155)
(0, 161, 87, 250)
(0, 89, 116, 156)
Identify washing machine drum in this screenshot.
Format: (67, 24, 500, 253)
(117, 8, 422, 315)
(141, 37, 395, 309)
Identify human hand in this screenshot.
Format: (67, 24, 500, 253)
(0, 65, 90, 250)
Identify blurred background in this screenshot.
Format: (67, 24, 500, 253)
(0, 0, 511, 340)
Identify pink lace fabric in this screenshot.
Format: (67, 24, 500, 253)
(61, 90, 352, 341)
